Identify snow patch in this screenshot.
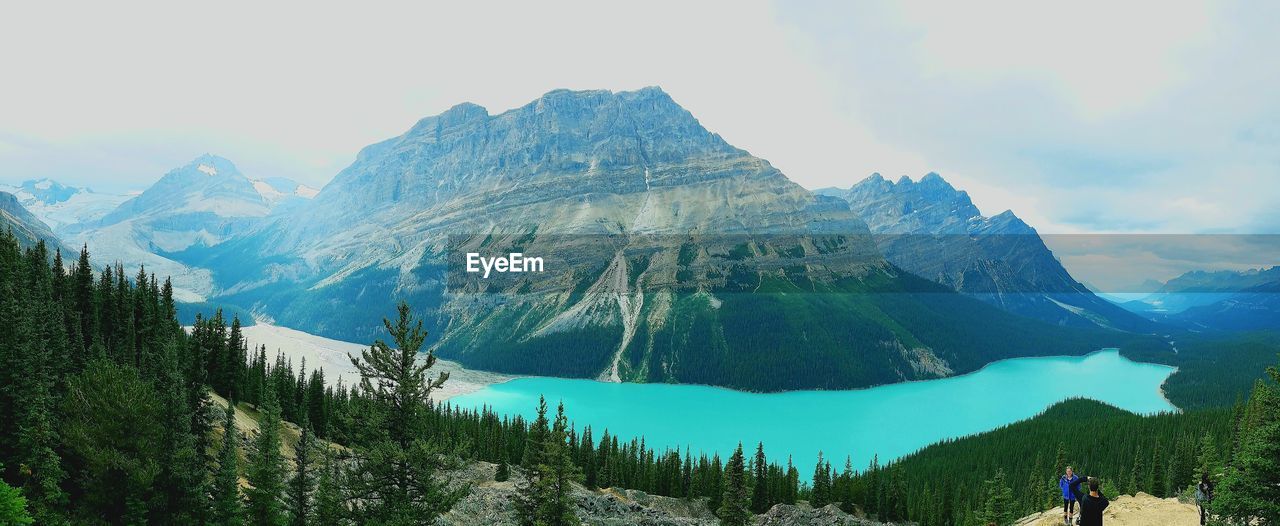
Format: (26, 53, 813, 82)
(252, 180, 285, 201)
(295, 185, 319, 199)
(197, 164, 218, 176)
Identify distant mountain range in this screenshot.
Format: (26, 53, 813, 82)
(1119, 266, 1280, 331)
(22, 156, 316, 302)
(0, 178, 130, 233)
(4, 87, 1175, 391)
(815, 174, 1155, 332)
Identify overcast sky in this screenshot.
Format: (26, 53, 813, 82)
(1, 0, 1276, 242)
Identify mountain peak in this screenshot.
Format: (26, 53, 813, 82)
(181, 154, 242, 179)
(919, 172, 949, 187)
(439, 102, 489, 123)
(13, 178, 85, 204)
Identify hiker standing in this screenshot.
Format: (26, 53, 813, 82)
(1196, 473, 1215, 525)
(1078, 478, 1109, 526)
(1059, 466, 1085, 524)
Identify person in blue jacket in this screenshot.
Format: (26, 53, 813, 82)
(1059, 466, 1086, 524)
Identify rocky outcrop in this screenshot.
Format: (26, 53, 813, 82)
(758, 503, 900, 526)
(437, 461, 907, 526)
(437, 461, 718, 526)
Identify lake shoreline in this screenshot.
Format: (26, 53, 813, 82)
(449, 349, 1177, 470)
(441, 347, 1176, 401)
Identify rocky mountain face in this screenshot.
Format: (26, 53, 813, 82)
(188, 87, 1132, 391)
(817, 173, 1154, 332)
(0, 178, 130, 234)
(0, 190, 71, 253)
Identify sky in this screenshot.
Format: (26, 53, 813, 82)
(1, 0, 1276, 245)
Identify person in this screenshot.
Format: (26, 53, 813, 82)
(1196, 473, 1214, 525)
(1078, 478, 1109, 526)
(1059, 466, 1085, 524)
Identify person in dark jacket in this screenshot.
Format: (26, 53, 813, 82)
(1059, 466, 1086, 524)
(1196, 473, 1215, 525)
(1078, 478, 1109, 526)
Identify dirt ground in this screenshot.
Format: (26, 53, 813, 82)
(1015, 492, 1201, 526)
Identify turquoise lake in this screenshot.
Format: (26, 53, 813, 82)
(449, 349, 1176, 470)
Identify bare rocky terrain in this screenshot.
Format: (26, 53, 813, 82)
(437, 460, 905, 526)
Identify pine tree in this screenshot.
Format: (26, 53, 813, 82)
(345, 302, 460, 523)
(1129, 445, 1147, 495)
(1197, 432, 1220, 479)
(783, 457, 799, 505)
(811, 452, 831, 508)
(495, 452, 510, 482)
(1148, 442, 1167, 497)
(1051, 443, 1067, 508)
(58, 359, 161, 524)
(313, 450, 347, 526)
(156, 340, 211, 524)
(978, 468, 1016, 526)
(750, 443, 769, 514)
(515, 401, 580, 526)
(12, 244, 69, 524)
(718, 443, 751, 526)
(246, 384, 287, 526)
(212, 403, 245, 526)
(522, 397, 550, 469)
(288, 418, 317, 526)
(1212, 365, 1280, 524)
(1168, 439, 1195, 496)
(228, 316, 247, 401)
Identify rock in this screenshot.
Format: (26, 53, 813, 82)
(435, 462, 718, 526)
(757, 503, 903, 526)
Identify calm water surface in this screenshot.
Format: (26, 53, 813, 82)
(449, 349, 1175, 469)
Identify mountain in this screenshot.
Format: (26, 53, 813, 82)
(1169, 280, 1280, 331)
(816, 173, 1155, 332)
(0, 178, 130, 234)
(0, 190, 72, 253)
(1121, 267, 1280, 331)
(189, 87, 1143, 391)
(71, 154, 284, 302)
(1121, 266, 1280, 315)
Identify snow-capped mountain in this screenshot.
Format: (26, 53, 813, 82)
(816, 173, 1154, 331)
(0, 178, 130, 234)
(72, 154, 291, 302)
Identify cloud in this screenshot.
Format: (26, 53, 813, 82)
(0, 0, 1275, 237)
(777, 0, 1280, 234)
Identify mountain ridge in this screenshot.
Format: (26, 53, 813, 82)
(817, 173, 1156, 332)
